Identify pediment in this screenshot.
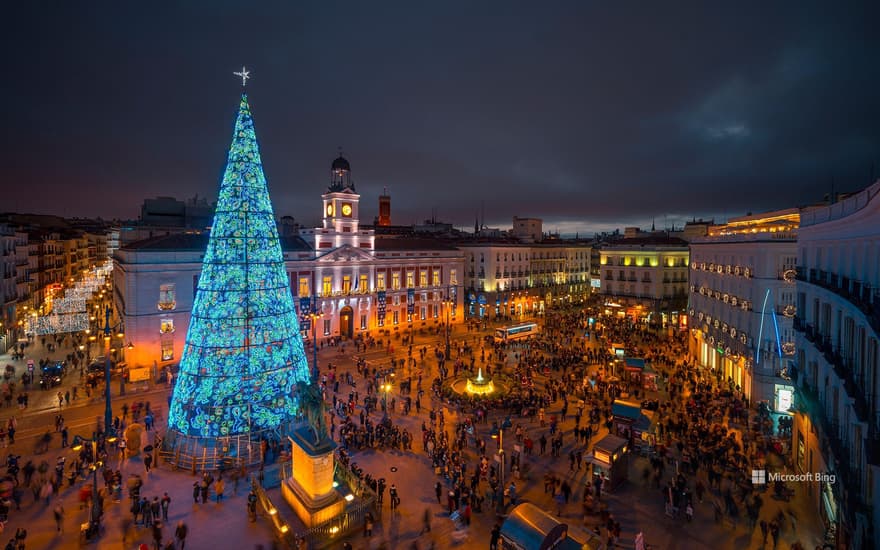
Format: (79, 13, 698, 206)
(316, 244, 374, 263)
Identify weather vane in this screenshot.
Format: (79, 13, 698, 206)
(234, 66, 251, 87)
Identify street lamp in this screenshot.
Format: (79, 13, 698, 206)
(102, 306, 125, 430)
(491, 425, 506, 511)
(71, 433, 116, 537)
(381, 381, 392, 418)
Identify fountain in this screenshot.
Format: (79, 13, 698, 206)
(465, 368, 495, 395)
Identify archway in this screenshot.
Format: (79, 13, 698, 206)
(339, 306, 354, 339)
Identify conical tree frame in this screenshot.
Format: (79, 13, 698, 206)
(167, 94, 311, 444)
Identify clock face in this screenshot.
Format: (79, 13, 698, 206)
(341, 203, 352, 217)
(326, 203, 334, 216)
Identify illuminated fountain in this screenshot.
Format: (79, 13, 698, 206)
(465, 368, 495, 395)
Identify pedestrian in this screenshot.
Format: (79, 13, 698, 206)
(770, 520, 780, 549)
(215, 477, 225, 503)
(14, 527, 26, 550)
(760, 520, 769, 545)
(419, 507, 431, 534)
(434, 481, 442, 504)
(151, 497, 161, 523)
(490, 523, 501, 550)
(363, 511, 374, 537)
(161, 492, 171, 520)
(389, 484, 399, 510)
(152, 520, 163, 550)
(192, 482, 200, 504)
(144, 453, 152, 474)
(53, 500, 64, 533)
(199, 480, 208, 504)
(175, 521, 188, 550)
(247, 490, 257, 522)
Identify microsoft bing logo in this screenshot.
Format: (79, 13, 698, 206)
(752, 469, 766, 485)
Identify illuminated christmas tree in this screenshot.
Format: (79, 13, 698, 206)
(166, 90, 310, 451)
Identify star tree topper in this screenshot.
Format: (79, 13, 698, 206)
(234, 66, 251, 87)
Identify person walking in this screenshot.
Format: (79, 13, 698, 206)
(759, 519, 769, 546)
(175, 521, 188, 550)
(215, 477, 225, 503)
(143, 453, 152, 474)
(161, 492, 170, 520)
(419, 507, 431, 534)
(151, 520, 163, 550)
(192, 482, 200, 504)
(53, 500, 64, 533)
(434, 481, 442, 504)
(389, 484, 399, 511)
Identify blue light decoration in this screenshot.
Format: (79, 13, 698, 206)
(167, 94, 310, 439)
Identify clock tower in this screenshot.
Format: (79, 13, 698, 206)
(303, 154, 375, 254)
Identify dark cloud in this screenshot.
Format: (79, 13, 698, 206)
(3, 1, 878, 234)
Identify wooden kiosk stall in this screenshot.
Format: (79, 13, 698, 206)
(586, 434, 629, 490)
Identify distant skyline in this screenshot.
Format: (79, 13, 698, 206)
(3, 1, 879, 236)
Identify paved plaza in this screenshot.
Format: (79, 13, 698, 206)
(0, 309, 829, 550)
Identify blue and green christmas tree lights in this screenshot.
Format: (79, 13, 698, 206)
(167, 93, 310, 439)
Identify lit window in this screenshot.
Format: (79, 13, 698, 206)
(158, 284, 176, 311)
(160, 319, 174, 334)
(420, 306, 427, 320)
(358, 274, 368, 292)
(450, 269, 458, 285)
(392, 311, 399, 325)
(419, 270, 428, 287)
(432, 269, 440, 286)
(406, 271, 415, 288)
(392, 272, 401, 290)
(360, 314, 367, 330)
(322, 276, 332, 296)
(161, 338, 174, 361)
(298, 277, 310, 297)
(323, 319, 331, 336)
(376, 273, 386, 291)
(342, 275, 352, 294)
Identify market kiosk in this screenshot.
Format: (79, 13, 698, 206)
(587, 434, 629, 490)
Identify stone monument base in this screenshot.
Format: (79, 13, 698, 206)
(282, 426, 345, 527)
(282, 477, 346, 527)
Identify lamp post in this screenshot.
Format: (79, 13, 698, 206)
(444, 298, 451, 361)
(491, 425, 505, 511)
(381, 381, 392, 418)
(311, 299, 319, 381)
(102, 306, 125, 433)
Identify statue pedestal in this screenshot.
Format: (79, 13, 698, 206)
(281, 426, 344, 527)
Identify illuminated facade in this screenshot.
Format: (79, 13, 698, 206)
(687, 209, 799, 404)
(598, 237, 689, 326)
(458, 242, 592, 319)
(114, 156, 465, 370)
(792, 181, 880, 550)
(166, 94, 310, 443)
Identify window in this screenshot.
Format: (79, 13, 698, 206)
(322, 276, 332, 296)
(160, 319, 174, 334)
(393, 311, 399, 325)
(158, 284, 176, 311)
(378, 314, 385, 327)
(358, 274, 368, 293)
(433, 304, 439, 318)
(360, 314, 367, 330)
(376, 273, 386, 291)
(392, 272, 401, 290)
(298, 277, 310, 297)
(432, 269, 440, 287)
(392, 294, 401, 306)
(420, 306, 427, 320)
(342, 275, 351, 294)
(450, 269, 458, 285)
(406, 271, 415, 288)
(419, 270, 428, 287)
(323, 319, 331, 336)
(161, 338, 174, 361)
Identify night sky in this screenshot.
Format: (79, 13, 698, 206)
(4, 1, 879, 235)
